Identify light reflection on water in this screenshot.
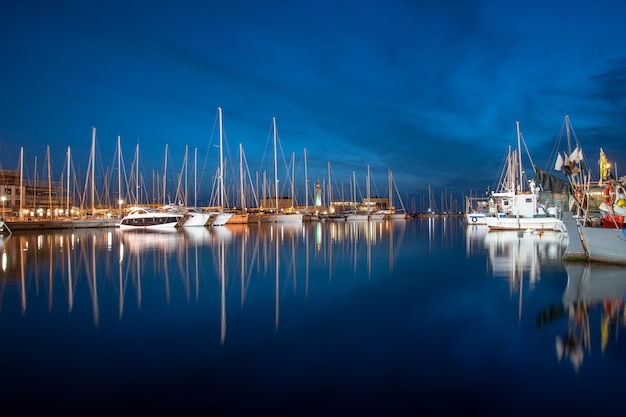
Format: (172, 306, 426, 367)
(0, 218, 625, 414)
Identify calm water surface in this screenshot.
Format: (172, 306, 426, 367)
(1, 218, 625, 415)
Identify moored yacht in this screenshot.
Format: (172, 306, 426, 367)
(119, 206, 184, 230)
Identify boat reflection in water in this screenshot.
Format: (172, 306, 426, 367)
(4, 218, 626, 413)
(479, 229, 569, 320)
(0, 220, 407, 341)
(542, 262, 626, 371)
(484, 230, 569, 277)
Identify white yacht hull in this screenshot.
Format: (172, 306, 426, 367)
(181, 212, 211, 227)
(209, 212, 235, 226)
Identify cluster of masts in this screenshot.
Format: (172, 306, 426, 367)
(1, 108, 410, 221)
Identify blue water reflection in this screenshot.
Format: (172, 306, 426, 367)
(0, 218, 624, 414)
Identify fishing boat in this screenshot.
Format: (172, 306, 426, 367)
(576, 184, 626, 266)
(570, 148, 626, 265)
(484, 122, 565, 232)
(463, 195, 490, 225)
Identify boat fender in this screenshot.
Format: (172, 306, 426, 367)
(604, 185, 615, 206)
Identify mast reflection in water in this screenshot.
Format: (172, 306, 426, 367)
(0, 219, 625, 414)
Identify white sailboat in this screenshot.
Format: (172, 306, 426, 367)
(345, 171, 369, 221)
(206, 107, 234, 226)
(382, 169, 409, 220)
(366, 165, 384, 221)
(167, 145, 213, 227)
(345, 166, 383, 221)
(226, 143, 253, 224)
(259, 117, 302, 223)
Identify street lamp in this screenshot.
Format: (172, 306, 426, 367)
(1, 196, 6, 222)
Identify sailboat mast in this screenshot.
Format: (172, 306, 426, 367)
(163, 143, 168, 205)
(428, 184, 432, 212)
(516, 121, 523, 193)
(291, 152, 295, 209)
(219, 107, 225, 209)
(194, 147, 198, 207)
(239, 143, 245, 210)
(304, 148, 309, 211)
(19, 147, 23, 216)
(47, 145, 52, 217)
(66, 146, 71, 216)
(117, 136, 122, 214)
(388, 169, 393, 209)
(565, 114, 572, 155)
(91, 127, 96, 215)
(184, 144, 188, 206)
(327, 161, 332, 206)
(273, 116, 278, 212)
(366, 165, 371, 215)
(135, 143, 139, 205)
(33, 155, 37, 215)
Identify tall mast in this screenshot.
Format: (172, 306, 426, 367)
(66, 146, 71, 216)
(163, 143, 168, 205)
(33, 155, 37, 215)
(291, 152, 295, 209)
(565, 114, 572, 155)
(194, 147, 198, 207)
(239, 143, 245, 210)
(352, 171, 356, 202)
(219, 107, 225, 209)
(388, 169, 393, 209)
(135, 143, 139, 205)
(516, 121, 523, 193)
(273, 116, 278, 212)
(327, 161, 332, 205)
(117, 136, 122, 215)
(366, 165, 371, 215)
(19, 147, 23, 216)
(47, 145, 52, 217)
(428, 184, 432, 212)
(91, 127, 96, 215)
(183, 144, 188, 206)
(304, 148, 309, 211)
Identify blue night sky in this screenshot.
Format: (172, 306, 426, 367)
(1, 0, 626, 210)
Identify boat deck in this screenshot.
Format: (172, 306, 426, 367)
(561, 211, 587, 262)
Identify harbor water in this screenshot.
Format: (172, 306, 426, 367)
(0, 218, 624, 415)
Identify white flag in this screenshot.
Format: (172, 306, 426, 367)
(569, 146, 581, 162)
(555, 152, 564, 170)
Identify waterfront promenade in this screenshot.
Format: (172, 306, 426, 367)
(2, 217, 119, 232)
